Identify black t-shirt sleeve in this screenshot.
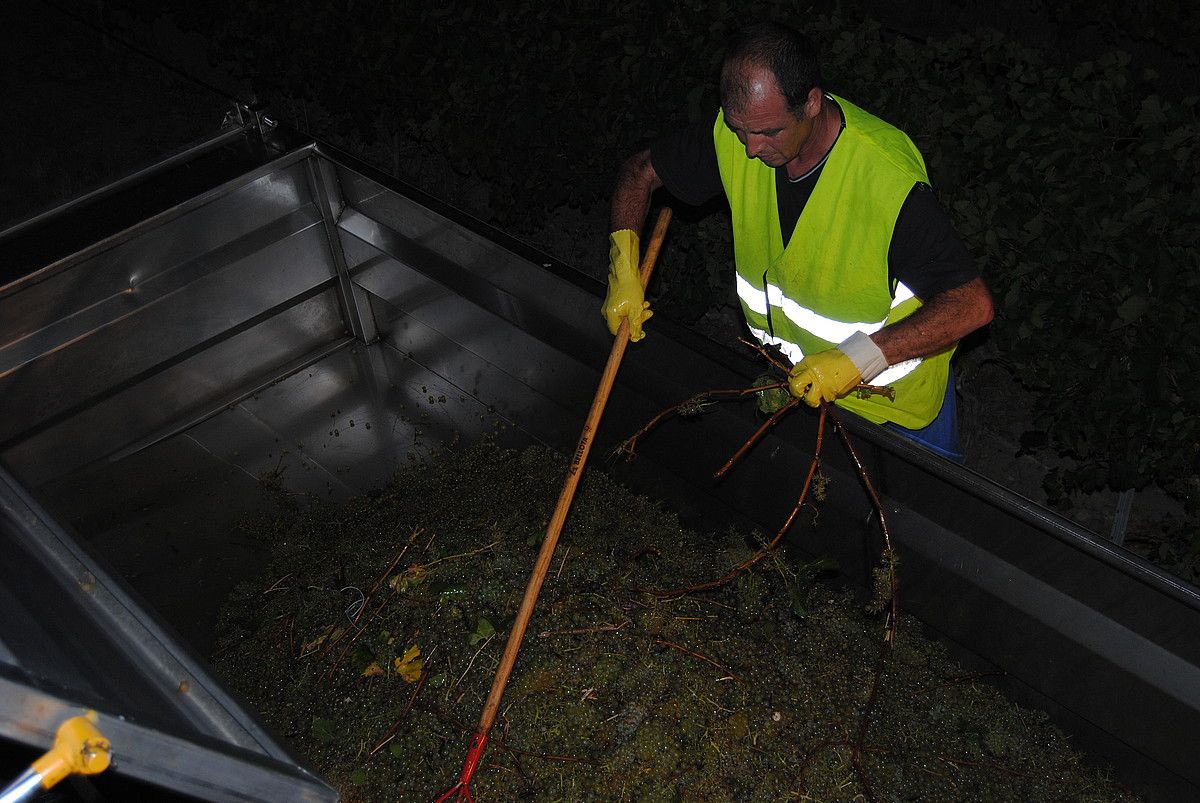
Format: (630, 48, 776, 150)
(648, 117, 725, 207)
(889, 183, 979, 300)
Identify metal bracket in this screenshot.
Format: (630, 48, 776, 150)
(222, 101, 279, 140)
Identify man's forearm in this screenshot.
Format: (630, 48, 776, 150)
(871, 277, 994, 365)
(610, 149, 662, 233)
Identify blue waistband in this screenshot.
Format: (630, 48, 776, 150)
(883, 368, 962, 462)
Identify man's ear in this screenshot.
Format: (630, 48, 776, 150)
(805, 87, 824, 119)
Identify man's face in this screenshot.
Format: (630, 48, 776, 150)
(722, 69, 818, 168)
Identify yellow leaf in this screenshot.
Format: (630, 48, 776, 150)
(393, 645, 423, 682)
(361, 662, 384, 678)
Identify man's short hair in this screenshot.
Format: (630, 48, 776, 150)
(720, 22, 822, 115)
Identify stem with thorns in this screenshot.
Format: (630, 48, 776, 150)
(713, 397, 799, 479)
(738, 337, 792, 373)
(855, 383, 897, 401)
(615, 384, 786, 460)
(830, 409, 899, 644)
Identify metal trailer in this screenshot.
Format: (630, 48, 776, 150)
(1, 114, 1198, 801)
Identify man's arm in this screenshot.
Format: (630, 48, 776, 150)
(871, 277, 994, 364)
(610, 148, 663, 234)
(602, 149, 665, 341)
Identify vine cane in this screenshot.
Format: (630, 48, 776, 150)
(435, 208, 673, 801)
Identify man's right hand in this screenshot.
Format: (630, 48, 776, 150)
(601, 229, 653, 342)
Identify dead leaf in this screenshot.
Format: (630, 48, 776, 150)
(361, 661, 384, 678)
(301, 625, 338, 654)
(394, 645, 423, 682)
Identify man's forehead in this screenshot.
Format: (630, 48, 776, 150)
(724, 95, 796, 130)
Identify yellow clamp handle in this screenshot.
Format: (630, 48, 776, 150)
(30, 712, 111, 789)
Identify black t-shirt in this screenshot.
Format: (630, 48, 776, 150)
(649, 105, 978, 301)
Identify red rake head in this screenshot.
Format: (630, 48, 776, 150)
(433, 731, 488, 802)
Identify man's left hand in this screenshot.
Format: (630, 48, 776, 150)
(788, 331, 889, 407)
(788, 348, 863, 407)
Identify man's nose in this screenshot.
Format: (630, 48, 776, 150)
(745, 134, 766, 159)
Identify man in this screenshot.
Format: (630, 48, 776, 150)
(602, 22, 993, 459)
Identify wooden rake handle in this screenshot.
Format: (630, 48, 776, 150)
(475, 207, 673, 733)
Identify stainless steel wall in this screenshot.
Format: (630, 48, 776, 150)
(1, 153, 349, 487)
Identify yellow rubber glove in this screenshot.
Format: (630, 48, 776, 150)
(788, 348, 862, 407)
(601, 229, 652, 342)
(788, 332, 888, 407)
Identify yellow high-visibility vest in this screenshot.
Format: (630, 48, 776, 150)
(714, 94, 954, 429)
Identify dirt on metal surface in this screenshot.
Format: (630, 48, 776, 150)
(211, 439, 1136, 801)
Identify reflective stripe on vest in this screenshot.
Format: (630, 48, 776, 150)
(745, 323, 922, 385)
(736, 273, 916, 342)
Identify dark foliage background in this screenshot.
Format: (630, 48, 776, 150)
(16, 1, 1200, 577)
